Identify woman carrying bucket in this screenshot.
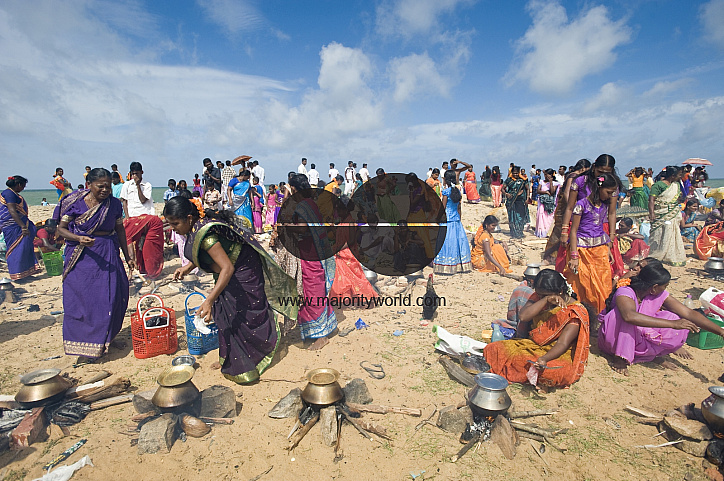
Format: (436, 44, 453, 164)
(164, 196, 298, 384)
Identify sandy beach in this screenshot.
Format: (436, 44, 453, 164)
(0, 201, 721, 481)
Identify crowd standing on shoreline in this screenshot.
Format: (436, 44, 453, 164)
(1, 155, 723, 388)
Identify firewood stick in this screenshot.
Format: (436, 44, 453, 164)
(334, 413, 343, 460)
(131, 412, 160, 422)
(199, 417, 235, 425)
(508, 410, 559, 419)
(345, 402, 422, 417)
(65, 381, 106, 399)
(287, 413, 319, 451)
(510, 421, 566, 437)
(90, 393, 134, 410)
(356, 420, 392, 440)
(518, 431, 566, 452)
(338, 408, 379, 443)
(517, 432, 545, 442)
(451, 434, 480, 462)
(529, 440, 550, 466)
(83, 370, 112, 384)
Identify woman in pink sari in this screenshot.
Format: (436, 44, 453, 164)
(265, 184, 281, 226)
(490, 166, 503, 208)
(598, 262, 724, 375)
(251, 177, 264, 234)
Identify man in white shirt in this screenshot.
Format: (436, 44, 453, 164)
(308, 163, 320, 187)
(298, 158, 308, 178)
(120, 161, 154, 217)
(358, 163, 370, 182)
(120, 161, 164, 278)
(221, 160, 236, 207)
(328, 162, 339, 181)
(555, 165, 566, 185)
(251, 160, 265, 187)
(344, 161, 356, 196)
(426, 168, 433, 179)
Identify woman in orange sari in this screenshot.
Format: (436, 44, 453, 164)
(471, 215, 510, 274)
(463, 166, 480, 203)
(484, 270, 589, 389)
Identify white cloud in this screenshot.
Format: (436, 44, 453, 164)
(197, 0, 263, 36)
(375, 0, 476, 39)
(388, 53, 451, 102)
(643, 79, 692, 97)
(584, 82, 630, 112)
(506, 0, 632, 95)
(700, 0, 724, 50)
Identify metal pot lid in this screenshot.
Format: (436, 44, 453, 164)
(526, 263, 541, 268)
(473, 372, 509, 391)
(157, 365, 195, 387)
(709, 386, 724, 397)
(306, 368, 340, 385)
(0, 277, 13, 285)
(20, 368, 62, 385)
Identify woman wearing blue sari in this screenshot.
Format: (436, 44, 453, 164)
(504, 166, 529, 239)
(227, 170, 253, 226)
(1, 176, 42, 281)
(53, 168, 133, 359)
(433, 170, 472, 274)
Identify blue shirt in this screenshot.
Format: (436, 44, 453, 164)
(164, 188, 178, 202)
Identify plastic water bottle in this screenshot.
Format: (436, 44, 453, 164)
(491, 324, 505, 342)
(684, 294, 696, 310)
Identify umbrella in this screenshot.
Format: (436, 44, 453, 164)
(232, 155, 252, 166)
(683, 158, 712, 166)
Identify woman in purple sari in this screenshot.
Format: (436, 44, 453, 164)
(166, 197, 298, 384)
(598, 262, 724, 375)
(54, 168, 133, 359)
(1, 176, 42, 281)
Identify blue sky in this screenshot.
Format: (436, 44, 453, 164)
(2, 0, 724, 189)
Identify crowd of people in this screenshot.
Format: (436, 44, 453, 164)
(1, 154, 722, 391)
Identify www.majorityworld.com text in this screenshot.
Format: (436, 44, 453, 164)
(277, 294, 447, 310)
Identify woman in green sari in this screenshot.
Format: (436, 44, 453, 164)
(166, 197, 298, 384)
(504, 166, 529, 239)
(648, 166, 686, 266)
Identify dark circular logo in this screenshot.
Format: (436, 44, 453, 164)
(276, 173, 447, 276)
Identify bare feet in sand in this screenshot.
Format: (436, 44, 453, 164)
(308, 337, 330, 351)
(654, 357, 679, 370)
(673, 347, 693, 360)
(610, 357, 629, 376)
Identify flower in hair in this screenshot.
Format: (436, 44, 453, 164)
(565, 281, 575, 297)
(616, 278, 631, 288)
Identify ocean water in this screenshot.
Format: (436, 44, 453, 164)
(18, 179, 724, 206)
(21, 187, 169, 206)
